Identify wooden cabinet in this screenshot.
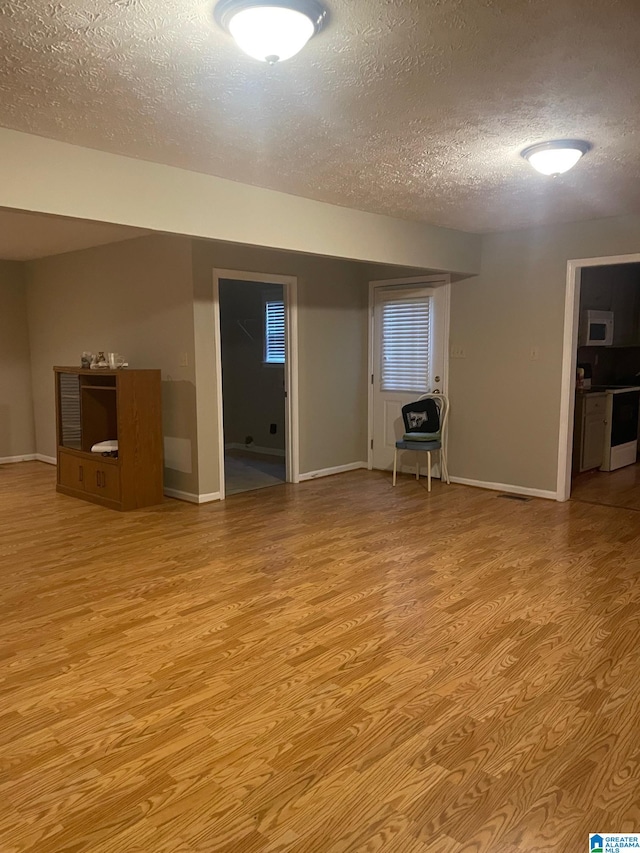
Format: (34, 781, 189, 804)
(83, 457, 122, 503)
(611, 281, 639, 346)
(55, 367, 163, 511)
(58, 451, 122, 507)
(58, 450, 86, 491)
(573, 393, 607, 474)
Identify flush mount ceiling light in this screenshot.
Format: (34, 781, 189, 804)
(214, 0, 327, 64)
(521, 139, 592, 176)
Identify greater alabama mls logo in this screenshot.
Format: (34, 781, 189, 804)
(591, 834, 640, 851)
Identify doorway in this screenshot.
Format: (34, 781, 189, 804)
(558, 253, 640, 505)
(213, 270, 299, 499)
(368, 276, 450, 476)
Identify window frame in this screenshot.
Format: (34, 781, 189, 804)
(379, 293, 434, 393)
(263, 297, 286, 366)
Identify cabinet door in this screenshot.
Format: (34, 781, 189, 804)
(579, 274, 612, 312)
(98, 464, 121, 502)
(84, 460, 121, 502)
(611, 280, 638, 346)
(58, 451, 86, 491)
(582, 413, 607, 471)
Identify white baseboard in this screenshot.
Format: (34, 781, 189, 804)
(225, 443, 286, 458)
(299, 461, 367, 482)
(449, 476, 556, 501)
(36, 454, 57, 465)
(197, 492, 221, 504)
(0, 454, 57, 465)
(0, 454, 37, 464)
(164, 488, 221, 505)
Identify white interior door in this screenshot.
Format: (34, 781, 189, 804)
(372, 284, 447, 473)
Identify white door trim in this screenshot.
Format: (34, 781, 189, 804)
(557, 251, 640, 502)
(212, 268, 300, 501)
(367, 275, 451, 471)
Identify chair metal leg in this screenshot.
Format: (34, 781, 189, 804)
(393, 447, 397, 486)
(427, 451, 432, 492)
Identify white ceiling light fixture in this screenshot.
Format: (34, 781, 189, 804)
(521, 139, 592, 176)
(214, 0, 327, 64)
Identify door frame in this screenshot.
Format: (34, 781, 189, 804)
(367, 275, 451, 471)
(557, 252, 640, 501)
(213, 268, 300, 500)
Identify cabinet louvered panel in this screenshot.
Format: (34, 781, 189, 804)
(59, 372, 82, 450)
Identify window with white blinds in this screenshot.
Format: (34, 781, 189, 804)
(381, 296, 432, 392)
(264, 299, 286, 364)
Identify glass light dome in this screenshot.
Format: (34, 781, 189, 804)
(521, 140, 591, 176)
(215, 1, 327, 64)
(229, 6, 314, 62)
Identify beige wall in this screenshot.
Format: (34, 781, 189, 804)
(449, 214, 640, 494)
(25, 234, 197, 492)
(192, 240, 373, 495)
(0, 128, 481, 275)
(0, 261, 35, 459)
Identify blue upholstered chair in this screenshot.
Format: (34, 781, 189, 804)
(392, 394, 450, 491)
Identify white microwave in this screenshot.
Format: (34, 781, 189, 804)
(580, 310, 614, 346)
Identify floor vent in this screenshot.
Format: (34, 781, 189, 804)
(497, 493, 531, 502)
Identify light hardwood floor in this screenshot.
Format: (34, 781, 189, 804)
(2, 462, 640, 852)
(572, 461, 640, 511)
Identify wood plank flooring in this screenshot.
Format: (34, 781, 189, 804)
(572, 461, 640, 511)
(2, 461, 640, 852)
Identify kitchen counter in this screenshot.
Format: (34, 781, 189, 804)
(578, 385, 640, 394)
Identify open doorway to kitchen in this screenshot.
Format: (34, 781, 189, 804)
(213, 270, 299, 499)
(558, 254, 640, 509)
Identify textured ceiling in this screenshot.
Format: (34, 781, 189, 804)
(0, 209, 148, 260)
(1, 0, 639, 233)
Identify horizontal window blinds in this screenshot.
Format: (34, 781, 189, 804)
(265, 300, 285, 364)
(381, 296, 432, 392)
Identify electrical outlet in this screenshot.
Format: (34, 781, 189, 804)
(179, 352, 189, 367)
(530, 346, 540, 361)
(450, 346, 466, 359)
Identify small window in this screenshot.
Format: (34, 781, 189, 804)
(264, 299, 285, 364)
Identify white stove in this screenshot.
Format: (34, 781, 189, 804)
(600, 386, 640, 471)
